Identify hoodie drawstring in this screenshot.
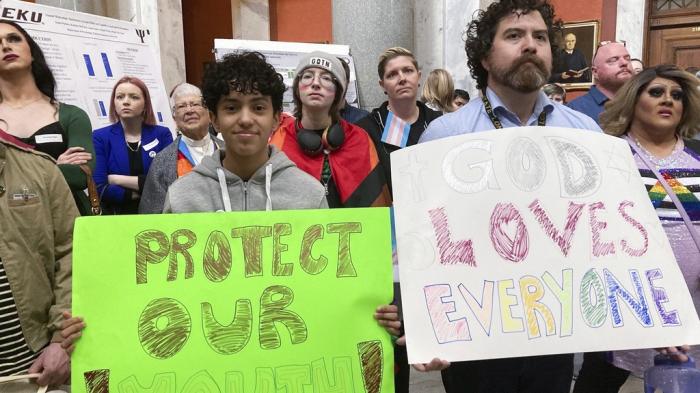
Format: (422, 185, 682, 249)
(265, 164, 272, 211)
(216, 167, 232, 212)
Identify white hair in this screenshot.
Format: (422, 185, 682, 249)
(169, 83, 202, 108)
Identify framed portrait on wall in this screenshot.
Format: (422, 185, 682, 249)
(549, 20, 600, 90)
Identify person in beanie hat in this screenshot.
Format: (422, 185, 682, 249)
(295, 51, 348, 94)
(270, 51, 391, 208)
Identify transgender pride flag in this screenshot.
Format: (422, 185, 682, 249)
(381, 111, 411, 148)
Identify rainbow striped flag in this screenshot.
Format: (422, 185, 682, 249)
(381, 111, 410, 148)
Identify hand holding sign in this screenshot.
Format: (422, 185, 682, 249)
(72, 208, 395, 393)
(391, 127, 700, 364)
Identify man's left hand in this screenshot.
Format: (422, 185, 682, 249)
(28, 343, 70, 387)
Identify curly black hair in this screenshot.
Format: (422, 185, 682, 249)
(0, 20, 56, 104)
(464, 0, 562, 91)
(201, 51, 286, 113)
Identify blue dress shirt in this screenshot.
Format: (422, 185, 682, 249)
(420, 87, 601, 143)
(567, 85, 609, 125)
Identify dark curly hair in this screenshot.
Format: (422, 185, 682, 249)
(201, 51, 286, 113)
(465, 0, 562, 91)
(0, 20, 56, 104)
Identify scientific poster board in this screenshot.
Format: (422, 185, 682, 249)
(0, 0, 175, 132)
(391, 127, 700, 363)
(72, 208, 394, 393)
(215, 39, 360, 113)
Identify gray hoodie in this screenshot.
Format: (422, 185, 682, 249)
(163, 146, 327, 213)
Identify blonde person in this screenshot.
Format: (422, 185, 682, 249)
(356, 47, 442, 196)
(421, 68, 457, 113)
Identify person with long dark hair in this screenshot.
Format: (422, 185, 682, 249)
(92, 76, 173, 214)
(0, 20, 95, 215)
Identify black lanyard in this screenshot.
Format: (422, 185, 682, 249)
(481, 94, 547, 129)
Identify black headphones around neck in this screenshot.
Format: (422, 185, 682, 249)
(296, 122, 345, 156)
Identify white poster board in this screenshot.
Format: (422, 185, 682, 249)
(0, 0, 175, 133)
(214, 39, 360, 113)
(391, 127, 700, 363)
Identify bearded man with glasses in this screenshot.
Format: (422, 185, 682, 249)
(139, 83, 223, 213)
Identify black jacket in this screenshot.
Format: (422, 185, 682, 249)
(356, 101, 441, 194)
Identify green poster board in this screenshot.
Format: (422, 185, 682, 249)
(72, 208, 394, 393)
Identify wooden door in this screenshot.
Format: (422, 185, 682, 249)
(646, 1, 700, 68)
(182, 0, 233, 87)
(269, 0, 332, 43)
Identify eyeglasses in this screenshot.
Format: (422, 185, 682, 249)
(597, 40, 626, 49)
(174, 101, 204, 112)
(299, 70, 337, 89)
(593, 40, 630, 65)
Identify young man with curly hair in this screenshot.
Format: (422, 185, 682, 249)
(417, 1, 600, 392)
(163, 51, 327, 212)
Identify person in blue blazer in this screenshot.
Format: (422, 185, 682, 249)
(93, 76, 173, 214)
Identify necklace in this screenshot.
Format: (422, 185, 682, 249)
(1, 96, 45, 110)
(126, 140, 141, 152)
(633, 135, 682, 169)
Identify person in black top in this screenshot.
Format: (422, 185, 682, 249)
(356, 47, 441, 195)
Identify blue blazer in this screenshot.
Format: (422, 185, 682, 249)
(93, 122, 173, 205)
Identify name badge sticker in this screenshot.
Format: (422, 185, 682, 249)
(34, 134, 63, 144)
(142, 139, 159, 151)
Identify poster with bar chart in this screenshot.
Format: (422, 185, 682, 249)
(0, 0, 175, 133)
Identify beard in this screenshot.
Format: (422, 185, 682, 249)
(490, 53, 551, 93)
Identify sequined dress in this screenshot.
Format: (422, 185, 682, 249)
(612, 139, 700, 376)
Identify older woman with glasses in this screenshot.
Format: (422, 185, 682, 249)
(573, 64, 700, 392)
(139, 83, 222, 213)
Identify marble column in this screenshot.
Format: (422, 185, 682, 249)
(126, 0, 186, 93)
(615, 0, 645, 60)
(231, 0, 270, 40)
(154, 0, 186, 92)
(414, 0, 445, 90)
(333, 0, 413, 110)
(413, 0, 489, 100)
(444, 0, 484, 97)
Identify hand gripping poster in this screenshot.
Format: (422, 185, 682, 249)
(72, 209, 394, 393)
(391, 127, 700, 363)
